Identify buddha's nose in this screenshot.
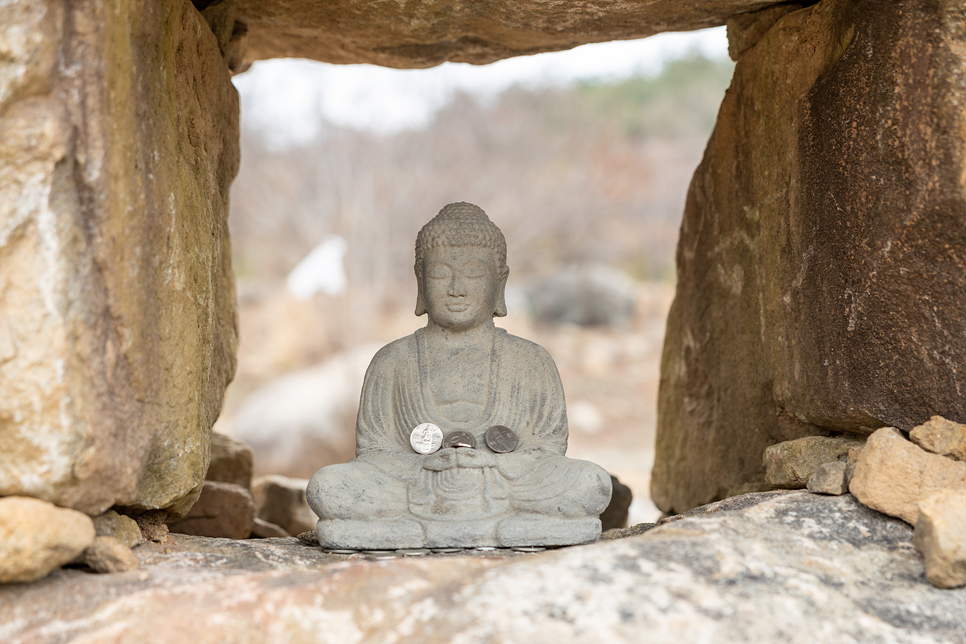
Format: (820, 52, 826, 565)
(448, 275, 467, 296)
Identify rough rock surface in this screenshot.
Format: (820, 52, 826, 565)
(764, 436, 864, 489)
(654, 0, 966, 513)
(168, 481, 255, 540)
(0, 0, 239, 517)
(206, 431, 254, 490)
(92, 510, 142, 549)
(915, 489, 966, 589)
(75, 536, 140, 574)
(234, 0, 786, 69)
(1, 492, 963, 642)
(252, 475, 317, 537)
(850, 428, 966, 526)
(0, 497, 94, 584)
(911, 416, 966, 461)
(807, 461, 849, 495)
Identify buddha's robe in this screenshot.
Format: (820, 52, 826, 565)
(312, 327, 610, 524)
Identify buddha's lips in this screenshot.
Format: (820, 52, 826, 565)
(446, 303, 469, 312)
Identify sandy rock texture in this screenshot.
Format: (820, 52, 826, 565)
(911, 416, 966, 461)
(0, 0, 238, 516)
(1, 492, 963, 642)
(0, 497, 94, 584)
(654, 0, 966, 513)
(850, 428, 966, 526)
(233, 0, 786, 69)
(915, 489, 966, 589)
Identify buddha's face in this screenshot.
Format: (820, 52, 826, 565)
(421, 245, 504, 332)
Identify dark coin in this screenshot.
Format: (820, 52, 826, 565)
(485, 425, 519, 453)
(442, 430, 476, 449)
(431, 548, 464, 553)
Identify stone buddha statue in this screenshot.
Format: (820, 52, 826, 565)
(307, 202, 612, 548)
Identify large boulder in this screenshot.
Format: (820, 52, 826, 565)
(233, 0, 789, 69)
(654, 0, 966, 513)
(0, 0, 238, 516)
(1, 493, 964, 642)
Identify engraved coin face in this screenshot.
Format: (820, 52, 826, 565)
(410, 422, 444, 454)
(485, 425, 519, 453)
(442, 430, 476, 449)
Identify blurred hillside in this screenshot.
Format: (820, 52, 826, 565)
(223, 53, 734, 521)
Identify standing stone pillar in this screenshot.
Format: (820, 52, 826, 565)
(0, 0, 239, 516)
(653, 0, 966, 513)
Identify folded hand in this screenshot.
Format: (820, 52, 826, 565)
(455, 449, 497, 469)
(422, 448, 457, 471)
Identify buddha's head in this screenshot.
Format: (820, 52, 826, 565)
(414, 202, 509, 331)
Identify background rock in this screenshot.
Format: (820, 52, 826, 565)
(849, 428, 966, 525)
(76, 536, 140, 574)
(0, 497, 94, 584)
(525, 265, 636, 328)
(1, 493, 964, 642)
(915, 489, 966, 589)
(764, 436, 864, 489)
(600, 475, 633, 531)
(911, 416, 966, 461)
(806, 461, 848, 496)
(653, 0, 966, 514)
(234, 0, 788, 68)
(227, 346, 376, 478)
(206, 432, 254, 490)
(0, 0, 238, 517)
(92, 511, 142, 549)
(168, 481, 255, 540)
(252, 475, 317, 537)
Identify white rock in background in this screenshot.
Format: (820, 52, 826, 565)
(286, 235, 347, 300)
(226, 345, 378, 477)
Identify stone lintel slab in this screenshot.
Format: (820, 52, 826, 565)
(233, 0, 789, 69)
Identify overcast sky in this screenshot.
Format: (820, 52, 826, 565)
(233, 27, 729, 147)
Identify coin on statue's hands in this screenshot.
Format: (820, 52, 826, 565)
(442, 430, 476, 449)
(410, 422, 444, 454)
(485, 425, 519, 453)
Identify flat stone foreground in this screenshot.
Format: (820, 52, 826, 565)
(2, 492, 964, 643)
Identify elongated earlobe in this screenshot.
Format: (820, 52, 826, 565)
(494, 266, 509, 317)
(415, 284, 427, 316)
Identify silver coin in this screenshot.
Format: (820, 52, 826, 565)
(442, 430, 476, 449)
(475, 546, 497, 551)
(410, 422, 444, 454)
(396, 548, 430, 556)
(362, 550, 395, 555)
(511, 546, 546, 552)
(485, 425, 519, 453)
(430, 547, 463, 553)
(365, 553, 399, 560)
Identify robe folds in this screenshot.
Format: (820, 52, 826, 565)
(346, 326, 595, 521)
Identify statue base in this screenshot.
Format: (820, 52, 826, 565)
(316, 515, 602, 550)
